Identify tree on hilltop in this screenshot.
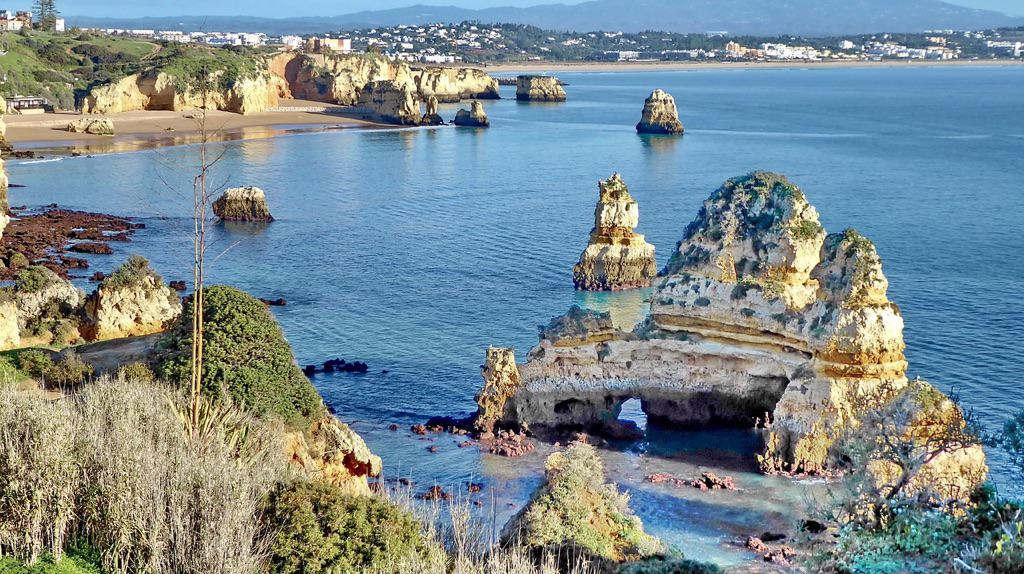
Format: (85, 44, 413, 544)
(32, 0, 59, 31)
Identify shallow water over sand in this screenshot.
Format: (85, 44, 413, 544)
(8, 65, 1023, 566)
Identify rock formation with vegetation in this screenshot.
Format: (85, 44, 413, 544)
(358, 80, 422, 125)
(636, 90, 684, 135)
(478, 172, 986, 500)
(454, 100, 490, 127)
(502, 442, 662, 563)
(82, 255, 181, 340)
(573, 173, 658, 291)
(212, 186, 275, 222)
(7, 265, 84, 348)
(516, 75, 567, 102)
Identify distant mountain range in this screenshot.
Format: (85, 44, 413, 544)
(64, 0, 1024, 36)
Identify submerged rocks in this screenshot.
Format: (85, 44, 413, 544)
(453, 100, 489, 127)
(516, 75, 567, 102)
(358, 79, 421, 125)
(285, 412, 383, 496)
(477, 171, 986, 497)
(636, 89, 684, 135)
(82, 255, 181, 341)
(212, 186, 274, 222)
(67, 117, 116, 136)
(573, 173, 657, 290)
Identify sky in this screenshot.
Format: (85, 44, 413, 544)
(59, 0, 1024, 18)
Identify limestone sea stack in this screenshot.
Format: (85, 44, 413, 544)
(82, 255, 182, 341)
(573, 173, 657, 290)
(516, 75, 567, 102)
(636, 89, 684, 135)
(453, 100, 489, 127)
(358, 79, 422, 125)
(476, 172, 986, 498)
(212, 186, 274, 222)
(421, 95, 444, 126)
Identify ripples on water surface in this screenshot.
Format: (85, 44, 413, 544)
(9, 66, 1023, 566)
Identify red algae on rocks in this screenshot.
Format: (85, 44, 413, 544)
(0, 206, 138, 280)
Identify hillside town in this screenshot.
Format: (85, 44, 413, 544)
(82, 21, 1024, 64)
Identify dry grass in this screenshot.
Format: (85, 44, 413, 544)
(0, 377, 288, 573)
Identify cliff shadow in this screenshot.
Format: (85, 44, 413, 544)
(637, 133, 682, 154)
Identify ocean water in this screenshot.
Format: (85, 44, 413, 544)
(9, 65, 1024, 566)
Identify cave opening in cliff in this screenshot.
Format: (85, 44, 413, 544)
(617, 398, 647, 435)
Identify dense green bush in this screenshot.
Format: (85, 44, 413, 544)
(102, 255, 162, 290)
(157, 286, 322, 429)
(16, 350, 53, 378)
(14, 351, 93, 388)
(263, 481, 427, 574)
(618, 556, 723, 574)
(114, 362, 155, 383)
(14, 266, 55, 293)
(0, 543, 103, 573)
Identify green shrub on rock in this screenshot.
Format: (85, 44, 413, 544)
(263, 481, 427, 574)
(157, 285, 322, 429)
(14, 266, 56, 294)
(504, 442, 662, 563)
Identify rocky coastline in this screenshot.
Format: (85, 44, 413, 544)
(469, 171, 986, 498)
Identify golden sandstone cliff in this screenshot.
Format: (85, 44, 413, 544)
(516, 75, 567, 102)
(82, 51, 500, 119)
(83, 70, 285, 115)
(573, 173, 658, 291)
(478, 172, 985, 497)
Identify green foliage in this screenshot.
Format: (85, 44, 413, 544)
(157, 286, 323, 429)
(14, 350, 92, 388)
(114, 362, 155, 383)
(102, 255, 161, 290)
(263, 481, 427, 574)
(155, 44, 266, 94)
(790, 218, 824, 242)
(510, 442, 662, 562)
(617, 556, 723, 574)
(0, 543, 104, 573)
(0, 31, 158, 108)
(14, 266, 55, 294)
(15, 350, 53, 379)
(817, 507, 961, 573)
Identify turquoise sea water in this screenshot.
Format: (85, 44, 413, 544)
(9, 65, 1024, 566)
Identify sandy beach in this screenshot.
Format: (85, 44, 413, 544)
(482, 58, 1024, 73)
(4, 99, 386, 155)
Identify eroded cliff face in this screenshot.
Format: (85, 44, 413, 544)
(573, 173, 658, 290)
(82, 71, 281, 115)
(82, 271, 182, 341)
(358, 80, 421, 125)
(412, 67, 500, 102)
(480, 172, 985, 494)
(516, 75, 567, 102)
(285, 412, 383, 496)
(636, 89, 684, 135)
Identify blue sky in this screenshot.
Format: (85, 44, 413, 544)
(60, 0, 1024, 18)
